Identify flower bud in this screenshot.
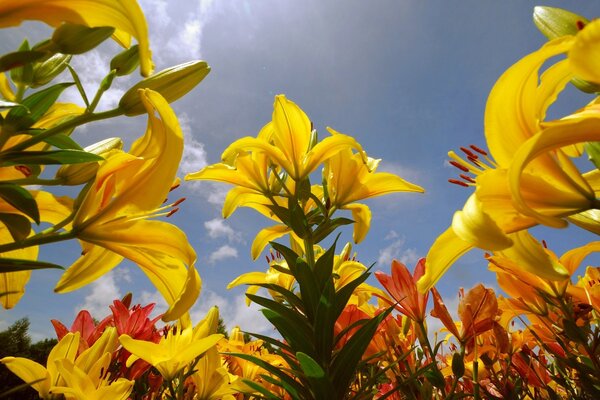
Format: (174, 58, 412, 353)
(31, 53, 72, 88)
(55, 137, 123, 185)
(119, 61, 210, 116)
(110, 45, 140, 76)
(533, 6, 589, 40)
(51, 23, 115, 55)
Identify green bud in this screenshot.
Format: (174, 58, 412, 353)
(110, 45, 140, 76)
(533, 6, 589, 40)
(51, 23, 115, 55)
(119, 60, 210, 116)
(31, 53, 72, 88)
(55, 137, 123, 185)
(10, 40, 34, 85)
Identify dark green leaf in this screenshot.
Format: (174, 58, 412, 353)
(0, 50, 46, 72)
(262, 309, 315, 355)
(0, 150, 103, 166)
(288, 196, 308, 239)
(5, 82, 74, 130)
(313, 237, 338, 292)
(259, 374, 302, 400)
(253, 283, 304, 312)
(0, 213, 31, 241)
(40, 133, 83, 150)
(313, 218, 354, 244)
(296, 352, 325, 378)
(0, 184, 39, 224)
(242, 331, 294, 354)
(333, 270, 371, 318)
(240, 379, 280, 400)
(51, 24, 115, 54)
(0, 257, 64, 272)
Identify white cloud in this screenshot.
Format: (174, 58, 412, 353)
(377, 231, 420, 267)
(178, 113, 208, 175)
(208, 245, 238, 264)
(76, 269, 131, 319)
(378, 160, 422, 184)
(204, 218, 242, 242)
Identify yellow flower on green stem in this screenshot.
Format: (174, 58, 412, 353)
(220, 95, 367, 182)
(324, 147, 423, 243)
(418, 34, 600, 292)
(0, 0, 153, 76)
(1, 332, 80, 399)
(120, 307, 223, 381)
(54, 89, 199, 322)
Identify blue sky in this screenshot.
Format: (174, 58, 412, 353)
(1, 1, 599, 340)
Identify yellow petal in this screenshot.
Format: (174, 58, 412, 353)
(0, 357, 50, 397)
(227, 272, 267, 289)
(569, 19, 600, 85)
(55, 245, 123, 293)
(0, 226, 37, 309)
(47, 332, 80, 386)
(560, 241, 600, 275)
(418, 227, 473, 292)
(0, 0, 153, 76)
(484, 37, 573, 166)
(162, 264, 201, 323)
(0, 73, 15, 101)
(342, 203, 371, 244)
(272, 94, 311, 178)
(251, 224, 291, 260)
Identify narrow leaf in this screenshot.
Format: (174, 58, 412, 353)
(0, 150, 103, 166)
(0, 184, 39, 224)
(296, 352, 325, 378)
(0, 50, 45, 72)
(0, 257, 64, 272)
(0, 213, 31, 241)
(5, 82, 74, 130)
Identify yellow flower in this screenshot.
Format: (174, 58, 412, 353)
(120, 307, 223, 381)
(324, 147, 423, 243)
(1, 332, 80, 399)
(418, 35, 600, 292)
(54, 89, 199, 322)
(190, 347, 241, 400)
(0, 0, 153, 76)
(569, 19, 600, 85)
(220, 95, 367, 182)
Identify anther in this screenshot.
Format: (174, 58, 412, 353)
(469, 145, 488, 156)
(166, 208, 179, 217)
(265, 255, 270, 263)
(169, 183, 180, 192)
(449, 160, 469, 172)
(541, 240, 547, 249)
(576, 20, 586, 30)
(460, 147, 476, 158)
(448, 179, 469, 187)
(172, 197, 186, 207)
(15, 165, 32, 177)
(459, 174, 476, 183)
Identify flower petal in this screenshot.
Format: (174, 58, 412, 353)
(251, 224, 291, 260)
(569, 19, 600, 85)
(342, 203, 371, 244)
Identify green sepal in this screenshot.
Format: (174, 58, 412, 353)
(0, 213, 31, 241)
(0, 184, 39, 224)
(0, 257, 64, 272)
(110, 45, 140, 76)
(5, 82, 74, 131)
(31, 53, 71, 88)
(0, 150, 103, 166)
(51, 24, 115, 54)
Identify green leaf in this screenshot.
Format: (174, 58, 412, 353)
(313, 218, 353, 244)
(51, 24, 115, 54)
(0, 101, 27, 111)
(0, 150, 103, 166)
(288, 196, 308, 239)
(40, 132, 83, 150)
(240, 379, 280, 400)
(0, 213, 31, 241)
(313, 237, 337, 293)
(253, 282, 304, 311)
(242, 331, 294, 354)
(5, 82, 74, 131)
(259, 374, 303, 400)
(0, 257, 64, 272)
(0, 50, 46, 72)
(0, 184, 39, 224)
(296, 352, 325, 378)
(333, 269, 371, 318)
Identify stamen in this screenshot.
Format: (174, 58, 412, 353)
(265, 255, 270, 263)
(541, 240, 547, 249)
(15, 165, 32, 177)
(469, 145, 488, 156)
(448, 179, 469, 187)
(449, 160, 469, 172)
(172, 197, 186, 207)
(459, 174, 476, 183)
(576, 20, 586, 30)
(460, 147, 476, 158)
(166, 208, 179, 217)
(170, 182, 180, 192)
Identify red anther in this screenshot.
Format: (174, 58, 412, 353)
(469, 144, 488, 156)
(265, 255, 270, 263)
(15, 165, 32, 177)
(166, 207, 179, 217)
(172, 197, 186, 207)
(448, 179, 469, 187)
(449, 160, 469, 172)
(459, 174, 476, 183)
(541, 240, 547, 249)
(169, 183, 180, 192)
(467, 155, 482, 166)
(576, 20, 586, 30)
(460, 146, 476, 158)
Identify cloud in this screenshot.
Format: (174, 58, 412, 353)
(378, 160, 423, 185)
(76, 269, 131, 319)
(204, 218, 242, 243)
(178, 112, 208, 175)
(377, 231, 420, 267)
(208, 245, 238, 264)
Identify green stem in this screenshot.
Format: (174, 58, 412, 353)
(15, 84, 26, 103)
(416, 320, 447, 397)
(0, 231, 75, 253)
(3, 108, 123, 153)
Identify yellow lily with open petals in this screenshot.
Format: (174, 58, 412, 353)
(324, 147, 423, 243)
(221, 95, 367, 182)
(55, 89, 199, 322)
(0, 0, 152, 76)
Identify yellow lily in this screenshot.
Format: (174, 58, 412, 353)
(220, 95, 367, 182)
(324, 147, 423, 243)
(54, 89, 199, 322)
(190, 347, 241, 400)
(0, 0, 152, 76)
(418, 34, 600, 292)
(1, 332, 80, 399)
(569, 19, 600, 85)
(120, 307, 223, 381)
